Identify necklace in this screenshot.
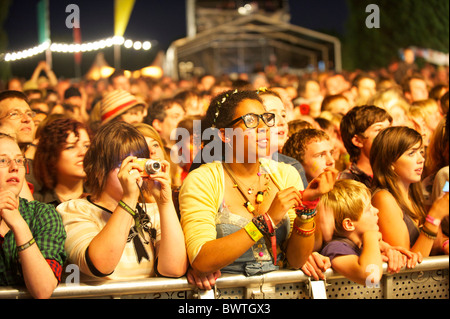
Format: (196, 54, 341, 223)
(223, 163, 271, 215)
(238, 173, 259, 195)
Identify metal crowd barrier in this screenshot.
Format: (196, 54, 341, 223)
(0, 255, 448, 299)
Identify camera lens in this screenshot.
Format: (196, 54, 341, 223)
(152, 161, 161, 171)
(144, 160, 161, 174)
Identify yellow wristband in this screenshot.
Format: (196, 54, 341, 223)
(244, 222, 264, 242)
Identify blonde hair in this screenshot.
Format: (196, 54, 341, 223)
(133, 122, 177, 187)
(318, 111, 343, 127)
(411, 98, 439, 118)
(133, 122, 166, 156)
(319, 179, 371, 236)
(370, 87, 410, 115)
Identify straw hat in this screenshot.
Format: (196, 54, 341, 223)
(100, 90, 146, 124)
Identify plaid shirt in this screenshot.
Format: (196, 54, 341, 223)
(0, 198, 67, 286)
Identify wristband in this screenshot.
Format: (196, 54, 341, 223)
(251, 214, 278, 265)
(118, 200, 137, 217)
(244, 222, 263, 242)
(421, 226, 438, 240)
(298, 190, 320, 209)
(295, 208, 317, 220)
(296, 215, 315, 224)
(293, 221, 316, 237)
(263, 213, 278, 266)
(426, 215, 441, 226)
(17, 237, 36, 252)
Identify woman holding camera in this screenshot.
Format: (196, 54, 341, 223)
(57, 121, 188, 281)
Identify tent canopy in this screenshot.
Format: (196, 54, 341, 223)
(165, 13, 341, 79)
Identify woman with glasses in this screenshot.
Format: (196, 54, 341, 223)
(0, 90, 37, 201)
(179, 90, 337, 289)
(0, 133, 66, 298)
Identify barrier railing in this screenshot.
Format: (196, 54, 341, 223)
(0, 255, 448, 299)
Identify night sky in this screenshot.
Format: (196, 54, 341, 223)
(3, 0, 348, 78)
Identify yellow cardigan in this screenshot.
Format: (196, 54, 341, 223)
(179, 159, 304, 263)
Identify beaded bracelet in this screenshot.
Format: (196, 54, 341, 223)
(293, 221, 316, 237)
(295, 208, 317, 221)
(252, 214, 271, 235)
(296, 215, 315, 224)
(421, 226, 438, 240)
(295, 190, 319, 220)
(17, 237, 36, 252)
(252, 214, 277, 265)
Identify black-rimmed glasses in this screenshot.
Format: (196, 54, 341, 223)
(226, 112, 275, 129)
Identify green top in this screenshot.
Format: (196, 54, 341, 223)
(0, 198, 67, 286)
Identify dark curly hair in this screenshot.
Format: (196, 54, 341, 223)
(33, 118, 90, 190)
(192, 90, 263, 166)
(203, 89, 262, 130)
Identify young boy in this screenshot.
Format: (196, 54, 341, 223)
(339, 105, 392, 188)
(319, 179, 383, 286)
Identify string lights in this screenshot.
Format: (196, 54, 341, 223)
(2, 35, 152, 62)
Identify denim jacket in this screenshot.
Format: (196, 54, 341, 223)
(215, 202, 290, 276)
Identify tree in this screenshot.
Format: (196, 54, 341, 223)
(0, 0, 13, 83)
(343, 0, 449, 71)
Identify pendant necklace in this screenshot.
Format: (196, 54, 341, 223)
(223, 163, 271, 215)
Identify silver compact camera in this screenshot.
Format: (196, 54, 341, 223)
(134, 158, 161, 176)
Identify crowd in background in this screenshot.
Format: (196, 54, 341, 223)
(0, 47, 448, 298)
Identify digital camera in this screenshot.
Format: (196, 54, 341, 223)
(134, 158, 161, 176)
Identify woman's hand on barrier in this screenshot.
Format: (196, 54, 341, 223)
(301, 252, 331, 280)
(392, 246, 422, 269)
(187, 267, 221, 291)
(380, 240, 423, 271)
(382, 247, 406, 273)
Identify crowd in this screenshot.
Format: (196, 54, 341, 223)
(0, 47, 448, 298)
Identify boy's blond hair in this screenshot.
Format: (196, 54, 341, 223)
(319, 179, 371, 236)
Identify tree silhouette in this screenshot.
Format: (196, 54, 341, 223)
(343, 0, 449, 70)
